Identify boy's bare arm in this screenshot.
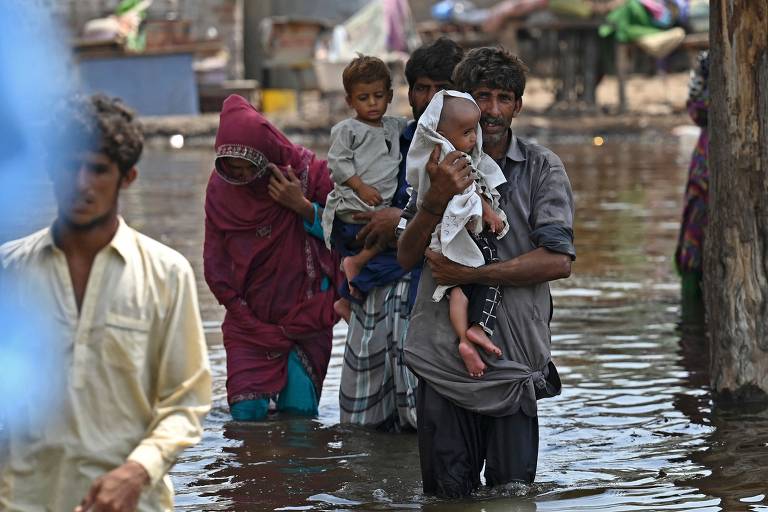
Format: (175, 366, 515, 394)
(343, 175, 364, 191)
(344, 175, 382, 206)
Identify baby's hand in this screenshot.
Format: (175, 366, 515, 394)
(355, 183, 383, 206)
(481, 200, 505, 234)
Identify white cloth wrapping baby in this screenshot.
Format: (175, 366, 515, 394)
(405, 90, 509, 301)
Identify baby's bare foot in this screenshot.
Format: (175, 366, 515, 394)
(458, 339, 486, 378)
(467, 325, 502, 358)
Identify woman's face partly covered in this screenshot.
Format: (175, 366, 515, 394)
(218, 157, 264, 185)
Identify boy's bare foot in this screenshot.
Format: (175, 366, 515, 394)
(334, 298, 351, 322)
(458, 338, 486, 378)
(466, 325, 503, 358)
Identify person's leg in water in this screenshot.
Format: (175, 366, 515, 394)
(450, 286, 492, 377)
(230, 350, 318, 420)
(276, 349, 319, 416)
(230, 398, 270, 421)
(417, 378, 484, 497)
(680, 270, 705, 324)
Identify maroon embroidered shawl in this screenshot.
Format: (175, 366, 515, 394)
(203, 95, 339, 404)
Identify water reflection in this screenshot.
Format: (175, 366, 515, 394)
(6, 134, 768, 510)
(687, 407, 768, 511)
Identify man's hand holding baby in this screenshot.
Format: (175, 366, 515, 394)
(424, 146, 472, 214)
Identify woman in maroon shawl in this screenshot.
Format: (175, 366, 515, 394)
(204, 95, 340, 420)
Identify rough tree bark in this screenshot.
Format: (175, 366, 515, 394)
(705, 1, 768, 402)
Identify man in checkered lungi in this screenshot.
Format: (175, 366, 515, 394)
(337, 38, 465, 431)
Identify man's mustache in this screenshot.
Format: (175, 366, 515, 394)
(480, 114, 506, 126)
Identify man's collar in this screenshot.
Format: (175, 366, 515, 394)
(40, 227, 56, 251)
(505, 133, 526, 162)
(109, 217, 133, 261)
(43, 216, 132, 261)
(402, 120, 417, 141)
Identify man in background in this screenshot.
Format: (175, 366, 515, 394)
(338, 37, 464, 431)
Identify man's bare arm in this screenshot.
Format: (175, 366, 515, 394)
(397, 205, 443, 270)
(427, 247, 572, 287)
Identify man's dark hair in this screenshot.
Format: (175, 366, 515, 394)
(452, 46, 529, 99)
(342, 55, 392, 94)
(63, 93, 144, 174)
(404, 37, 464, 89)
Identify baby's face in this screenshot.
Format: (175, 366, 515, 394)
(437, 108, 481, 154)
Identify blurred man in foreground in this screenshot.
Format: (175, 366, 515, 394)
(0, 94, 211, 512)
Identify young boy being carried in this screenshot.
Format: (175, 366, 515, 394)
(321, 55, 408, 320)
(406, 90, 508, 377)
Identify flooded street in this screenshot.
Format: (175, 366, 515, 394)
(10, 133, 768, 511)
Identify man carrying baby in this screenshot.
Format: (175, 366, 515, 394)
(398, 46, 575, 497)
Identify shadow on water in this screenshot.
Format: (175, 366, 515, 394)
(5, 133, 768, 510)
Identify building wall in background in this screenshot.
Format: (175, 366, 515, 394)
(243, 0, 370, 87)
(50, 1, 465, 89)
(45, 0, 243, 79)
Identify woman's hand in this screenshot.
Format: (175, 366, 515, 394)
(268, 164, 314, 222)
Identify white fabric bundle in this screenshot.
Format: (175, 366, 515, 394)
(405, 90, 508, 301)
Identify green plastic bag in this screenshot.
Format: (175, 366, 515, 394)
(599, 0, 661, 42)
(116, 0, 150, 52)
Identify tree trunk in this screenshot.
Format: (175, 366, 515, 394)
(705, 1, 768, 401)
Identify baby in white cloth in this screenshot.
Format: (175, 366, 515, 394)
(406, 90, 508, 378)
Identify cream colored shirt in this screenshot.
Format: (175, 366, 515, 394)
(0, 218, 212, 512)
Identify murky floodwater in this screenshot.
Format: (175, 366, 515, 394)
(8, 131, 768, 511)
